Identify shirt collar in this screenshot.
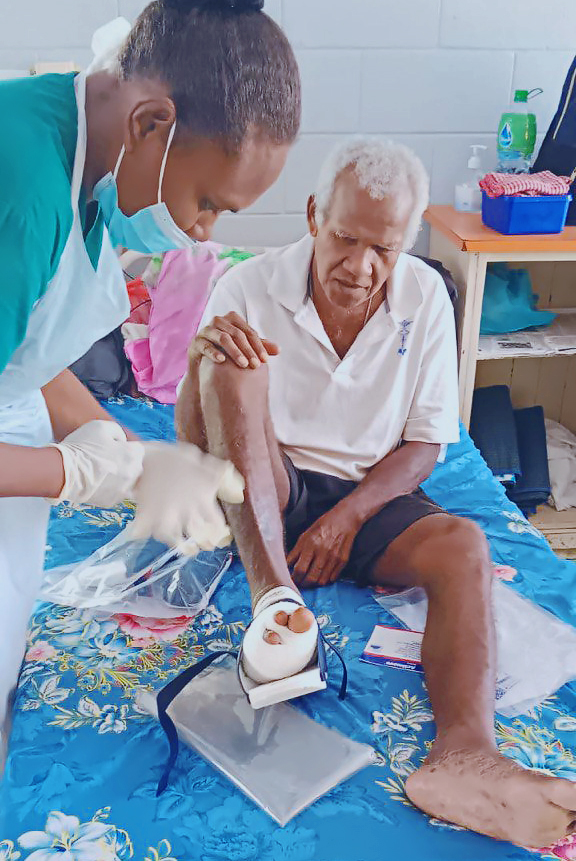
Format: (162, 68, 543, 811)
(386, 253, 424, 323)
(267, 234, 314, 313)
(266, 235, 424, 324)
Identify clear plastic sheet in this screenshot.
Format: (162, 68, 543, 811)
(374, 580, 576, 717)
(138, 663, 374, 826)
(40, 530, 232, 618)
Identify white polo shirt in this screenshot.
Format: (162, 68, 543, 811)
(200, 235, 459, 482)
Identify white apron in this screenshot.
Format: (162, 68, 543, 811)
(0, 71, 129, 754)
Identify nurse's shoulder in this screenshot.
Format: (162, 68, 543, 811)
(0, 73, 77, 228)
(0, 74, 79, 374)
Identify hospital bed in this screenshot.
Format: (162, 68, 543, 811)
(0, 394, 574, 861)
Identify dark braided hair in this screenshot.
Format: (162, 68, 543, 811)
(119, 0, 301, 151)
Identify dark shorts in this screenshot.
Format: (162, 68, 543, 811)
(283, 456, 445, 584)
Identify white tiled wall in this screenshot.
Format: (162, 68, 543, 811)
(1, 0, 573, 252)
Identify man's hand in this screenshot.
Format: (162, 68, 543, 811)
(287, 504, 362, 587)
(191, 312, 279, 369)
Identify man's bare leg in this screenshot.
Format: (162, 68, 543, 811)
(177, 358, 314, 644)
(371, 513, 576, 847)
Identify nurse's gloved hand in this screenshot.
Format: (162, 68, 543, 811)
(49, 421, 144, 507)
(129, 442, 245, 554)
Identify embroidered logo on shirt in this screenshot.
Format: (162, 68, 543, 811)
(398, 319, 412, 356)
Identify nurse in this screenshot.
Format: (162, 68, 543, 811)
(0, 0, 300, 752)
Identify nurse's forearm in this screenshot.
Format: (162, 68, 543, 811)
(42, 369, 117, 441)
(0, 443, 64, 498)
(42, 369, 138, 442)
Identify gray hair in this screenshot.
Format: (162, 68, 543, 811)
(314, 137, 430, 250)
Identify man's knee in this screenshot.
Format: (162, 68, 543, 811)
(198, 355, 269, 403)
(411, 515, 490, 586)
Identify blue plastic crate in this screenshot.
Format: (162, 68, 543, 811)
(482, 190, 572, 235)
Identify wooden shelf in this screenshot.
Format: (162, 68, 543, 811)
(425, 205, 576, 254)
(428, 206, 576, 430)
(530, 504, 576, 551)
(477, 311, 576, 360)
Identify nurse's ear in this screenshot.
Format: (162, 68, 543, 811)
(123, 97, 177, 155)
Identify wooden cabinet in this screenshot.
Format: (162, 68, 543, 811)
(425, 205, 576, 551)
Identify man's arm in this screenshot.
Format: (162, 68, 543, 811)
(332, 440, 440, 528)
(42, 369, 139, 441)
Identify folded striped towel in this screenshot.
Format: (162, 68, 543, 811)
(480, 171, 571, 198)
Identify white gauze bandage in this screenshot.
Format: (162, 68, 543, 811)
(241, 586, 319, 684)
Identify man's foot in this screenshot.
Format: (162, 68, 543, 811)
(406, 744, 576, 847)
(242, 585, 318, 684)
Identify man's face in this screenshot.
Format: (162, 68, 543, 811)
(308, 168, 413, 310)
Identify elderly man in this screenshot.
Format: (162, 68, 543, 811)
(176, 138, 576, 847)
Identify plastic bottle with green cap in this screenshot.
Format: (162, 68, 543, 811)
(497, 88, 542, 174)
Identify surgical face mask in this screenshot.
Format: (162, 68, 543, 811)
(93, 122, 198, 253)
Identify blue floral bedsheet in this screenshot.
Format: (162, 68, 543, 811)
(1, 396, 576, 861)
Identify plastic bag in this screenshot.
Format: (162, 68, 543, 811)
(137, 661, 374, 826)
(374, 580, 576, 717)
(40, 531, 232, 618)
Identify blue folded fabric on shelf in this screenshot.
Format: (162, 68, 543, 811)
(506, 406, 551, 516)
(469, 385, 521, 484)
(480, 263, 556, 335)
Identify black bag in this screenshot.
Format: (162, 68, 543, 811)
(69, 327, 133, 399)
(532, 57, 576, 224)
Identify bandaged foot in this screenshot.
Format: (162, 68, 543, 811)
(241, 586, 318, 684)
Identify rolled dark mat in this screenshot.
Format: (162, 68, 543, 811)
(470, 385, 521, 482)
(507, 406, 551, 516)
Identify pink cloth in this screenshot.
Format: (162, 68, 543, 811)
(480, 170, 571, 198)
(126, 244, 230, 404)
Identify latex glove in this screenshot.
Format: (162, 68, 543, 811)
(48, 420, 144, 507)
(129, 442, 245, 554)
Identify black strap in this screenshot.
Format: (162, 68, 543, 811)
(320, 631, 348, 700)
(155, 649, 237, 796)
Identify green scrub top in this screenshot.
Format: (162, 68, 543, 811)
(0, 72, 105, 376)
